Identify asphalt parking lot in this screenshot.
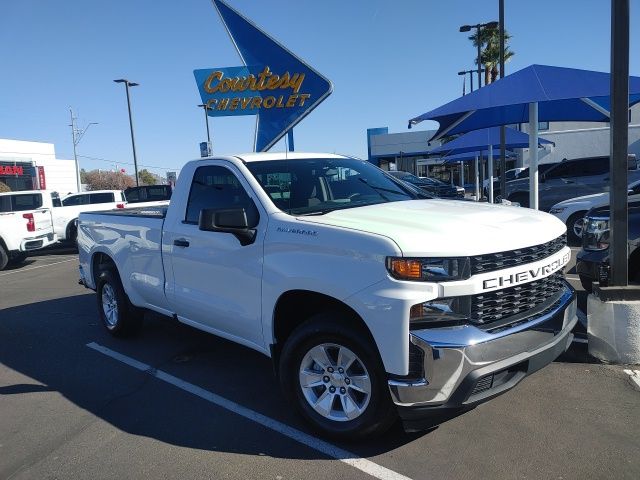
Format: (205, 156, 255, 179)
(1, 248, 639, 480)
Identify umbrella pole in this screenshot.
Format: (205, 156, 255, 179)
(474, 155, 480, 201)
(488, 144, 494, 203)
(529, 102, 539, 209)
(460, 161, 465, 190)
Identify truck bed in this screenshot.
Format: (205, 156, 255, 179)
(92, 206, 168, 219)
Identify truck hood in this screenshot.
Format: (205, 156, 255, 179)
(299, 200, 566, 256)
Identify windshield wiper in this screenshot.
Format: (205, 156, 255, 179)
(357, 178, 407, 201)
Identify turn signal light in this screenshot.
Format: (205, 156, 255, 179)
(23, 213, 35, 232)
(389, 259, 422, 280)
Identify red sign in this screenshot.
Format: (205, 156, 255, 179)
(0, 165, 24, 176)
(37, 166, 46, 190)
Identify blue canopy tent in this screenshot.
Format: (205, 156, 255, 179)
(429, 126, 553, 201)
(409, 64, 640, 208)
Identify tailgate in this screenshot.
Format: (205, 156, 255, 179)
(32, 208, 53, 232)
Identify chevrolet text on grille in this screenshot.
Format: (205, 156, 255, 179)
(482, 252, 571, 290)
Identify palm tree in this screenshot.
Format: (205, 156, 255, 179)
(469, 27, 514, 86)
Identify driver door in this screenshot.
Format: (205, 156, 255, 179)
(164, 164, 265, 348)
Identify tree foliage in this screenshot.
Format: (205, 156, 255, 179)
(469, 27, 514, 85)
(138, 169, 157, 186)
(83, 170, 135, 191)
(0, 182, 11, 193)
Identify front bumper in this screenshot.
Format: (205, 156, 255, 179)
(20, 233, 58, 251)
(575, 249, 608, 282)
(388, 284, 577, 429)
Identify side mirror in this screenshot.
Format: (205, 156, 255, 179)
(199, 207, 257, 246)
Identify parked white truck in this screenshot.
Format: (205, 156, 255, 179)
(78, 153, 577, 439)
(0, 190, 58, 270)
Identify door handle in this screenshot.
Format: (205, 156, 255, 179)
(173, 239, 190, 248)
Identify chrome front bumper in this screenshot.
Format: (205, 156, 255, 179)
(388, 285, 577, 409)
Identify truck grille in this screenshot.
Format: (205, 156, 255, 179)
(470, 273, 566, 325)
(470, 235, 566, 275)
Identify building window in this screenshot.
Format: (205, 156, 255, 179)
(538, 121, 549, 131)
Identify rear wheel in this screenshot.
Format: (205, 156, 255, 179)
(96, 269, 143, 337)
(566, 211, 586, 246)
(279, 313, 396, 440)
(8, 252, 28, 265)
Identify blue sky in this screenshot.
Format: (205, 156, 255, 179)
(0, 0, 638, 176)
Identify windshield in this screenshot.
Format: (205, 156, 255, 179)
(246, 157, 423, 215)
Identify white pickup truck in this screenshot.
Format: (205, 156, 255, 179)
(78, 153, 577, 439)
(0, 190, 58, 270)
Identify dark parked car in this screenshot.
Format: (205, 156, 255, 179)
(504, 155, 640, 211)
(576, 195, 640, 292)
(387, 171, 462, 198)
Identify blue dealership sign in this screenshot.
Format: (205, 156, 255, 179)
(194, 0, 333, 152)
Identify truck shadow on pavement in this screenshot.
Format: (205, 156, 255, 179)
(0, 294, 431, 463)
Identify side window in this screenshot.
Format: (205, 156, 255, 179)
(62, 194, 88, 206)
(582, 158, 609, 176)
(545, 162, 574, 179)
(89, 192, 115, 204)
(185, 166, 257, 225)
(125, 189, 139, 202)
(51, 193, 62, 207)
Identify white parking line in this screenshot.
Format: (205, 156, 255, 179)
(87, 342, 413, 480)
(623, 369, 640, 391)
(0, 258, 76, 276)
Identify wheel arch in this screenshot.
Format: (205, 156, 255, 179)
(270, 290, 377, 370)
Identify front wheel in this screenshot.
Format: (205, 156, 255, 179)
(279, 314, 396, 440)
(566, 211, 586, 246)
(0, 245, 8, 271)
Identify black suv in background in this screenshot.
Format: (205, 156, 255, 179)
(576, 196, 640, 291)
(504, 155, 640, 210)
(388, 171, 463, 198)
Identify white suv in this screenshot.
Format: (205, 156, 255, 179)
(53, 190, 127, 243)
(0, 190, 58, 270)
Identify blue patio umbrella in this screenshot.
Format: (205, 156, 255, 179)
(429, 126, 554, 156)
(430, 126, 553, 201)
(409, 64, 640, 208)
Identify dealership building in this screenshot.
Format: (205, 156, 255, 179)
(0, 139, 77, 194)
(367, 105, 640, 185)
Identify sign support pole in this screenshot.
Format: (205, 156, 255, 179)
(529, 102, 539, 210)
(609, 0, 629, 286)
(287, 129, 295, 152)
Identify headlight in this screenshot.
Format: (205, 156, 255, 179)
(583, 217, 610, 251)
(386, 257, 471, 281)
(410, 296, 471, 327)
(549, 206, 566, 214)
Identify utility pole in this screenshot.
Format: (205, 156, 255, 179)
(69, 107, 97, 192)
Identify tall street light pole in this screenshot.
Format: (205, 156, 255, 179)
(460, 21, 499, 90)
(114, 79, 140, 186)
(197, 104, 212, 155)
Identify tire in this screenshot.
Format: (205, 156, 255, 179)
(509, 192, 530, 208)
(8, 252, 28, 265)
(67, 223, 78, 249)
(579, 275, 593, 293)
(279, 313, 396, 440)
(566, 211, 586, 246)
(0, 244, 8, 271)
(96, 269, 143, 337)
